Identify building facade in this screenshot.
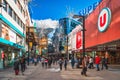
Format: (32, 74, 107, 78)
(0, 0, 31, 69)
(39, 36, 48, 56)
(85, 0, 120, 64)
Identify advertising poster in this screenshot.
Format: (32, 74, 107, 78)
(1, 24, 16, 43)
(76, 31, 82, 49)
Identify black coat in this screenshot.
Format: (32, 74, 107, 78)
(14, 60, 19, 70)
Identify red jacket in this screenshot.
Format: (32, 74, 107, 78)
(95, 56, 101, 64)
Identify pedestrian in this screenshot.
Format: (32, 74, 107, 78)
(64, 58, 68, 70)
(41, 57, 45, 68)
(52, 57, 55, 65)
(71, 57, 75, 69)
(95, 55, 101, 71)
(101, 56, 108, 70)
(44, 58, 48, 68)
(34, 56, 37, 66)
(14, 58, 20, 75)
(88, 56, 94, 69)
(58, 58, 63, 71)
(20, 55, 26, 75)
(81, 57, 87, 76)
(48, 57, 52, 68)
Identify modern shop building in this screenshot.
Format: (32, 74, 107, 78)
(85, 0, 120, 64)
(0, 0, 31, 69)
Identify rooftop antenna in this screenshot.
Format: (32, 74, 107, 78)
(66, 6, 75, 18)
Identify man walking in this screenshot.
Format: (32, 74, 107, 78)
(95, 55, 101, 71)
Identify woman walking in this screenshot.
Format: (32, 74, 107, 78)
(14, 58, 20, 75)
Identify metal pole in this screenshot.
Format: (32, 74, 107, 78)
(28, 28, 30, 65)
(66, 35, 69, 60)
(82, 16, 85, 57)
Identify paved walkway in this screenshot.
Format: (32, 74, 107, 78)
(0, 63, 120, 80)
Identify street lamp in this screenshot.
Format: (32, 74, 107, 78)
(26, 26, 37, 65)
(73, 15, 86, 57)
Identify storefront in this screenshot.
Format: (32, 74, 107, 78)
(85, 0, 120, 64)
(0, 21, 24, 69)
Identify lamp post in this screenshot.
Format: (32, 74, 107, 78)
(73, 15, 86, 57)
(27, 27, 30, 65)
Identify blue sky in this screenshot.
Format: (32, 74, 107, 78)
(29, 0, 101, 38)
(29, 0, 101, 20)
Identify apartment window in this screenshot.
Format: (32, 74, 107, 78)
(21, 23, 23, 28)
(23, 11, 25, 17)
(16, 16, 18, 24)
(20, 5, 22, 13)
(14, 0, 17, 4)
(19, 20, 22, 27)
(18, 18, 20, 25)
(23, 24, 25, 31)
(13, 12, 16, 21)
(3, 0, 7, 12)
(8, 6, 12, 17)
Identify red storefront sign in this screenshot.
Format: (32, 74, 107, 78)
(76, 31, 82, 49)
(85, 0, 120, 48)
(98, 7, 111, 32)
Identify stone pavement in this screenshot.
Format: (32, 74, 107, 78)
(60, 64, 120, 80)
(0, 62, 120, 80)
(0, 63, 39, 80)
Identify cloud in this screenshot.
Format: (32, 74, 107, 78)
(32, 19, 59, 38)
(33, 18, 59, 29)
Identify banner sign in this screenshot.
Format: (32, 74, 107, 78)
(76, 31, 82, 49)
(98, 7, 111, 32)
(79, 0, 102, 16)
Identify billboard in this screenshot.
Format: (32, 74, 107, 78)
(1, 24, 16, 43)
(85, 0, 120, 48)
(76, 31, 82, 49)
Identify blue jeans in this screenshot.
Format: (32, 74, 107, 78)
(96, 64, 100, 71)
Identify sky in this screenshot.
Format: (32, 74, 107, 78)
(29, 0, 101, 38)
(29, 0, 101, 20)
